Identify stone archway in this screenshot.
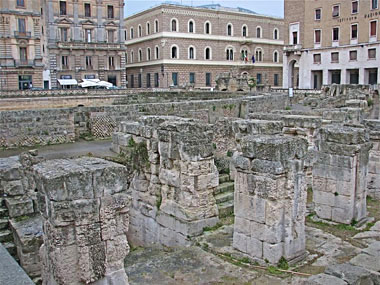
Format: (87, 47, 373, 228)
(288, 59, 298, 88)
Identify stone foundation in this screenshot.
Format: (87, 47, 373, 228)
(232, 135, 308, 264)
(113, 116, 219, 247)
(33, 157, 131, 285)
(313, 125, 371, 224)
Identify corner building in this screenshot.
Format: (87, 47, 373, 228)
(283, 0, 380, 89)
(125, 4, 284, 89)
(0, 0, 46, 90)
(45, 0, 126, 88)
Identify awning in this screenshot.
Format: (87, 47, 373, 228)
(58, 79, 78, 85)
(79, 79, 113, 88)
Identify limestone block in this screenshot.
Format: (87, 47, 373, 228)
(123, 122, 140, 135)
(304, 274, 348, 285)
(5, 197, 34, 218)
(263, 242, 284, 264)
(1, 180, 24, 196)
(315, 204, 332, 220)
(0, 156, 22, 181)
(232, 231, 248, 253)
(250, 220, 283, 244)
(159, 168, 180, 188)
(234, 217, 251, 236)
(322, 125, 368, 145)
(247, 237, 263, 259)
(234, 193, 266, 224)
(250, 159, 285, 175)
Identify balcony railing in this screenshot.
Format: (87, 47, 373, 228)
(14, 31, 32, 38)
(283, 44, 303, 52)
(15, 59, 35, 67)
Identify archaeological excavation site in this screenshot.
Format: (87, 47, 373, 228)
(1, 86, 380, 284)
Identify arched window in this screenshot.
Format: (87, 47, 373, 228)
(138, 49, 142, 61)
(146, 22, 150, 35)
(130, 51, 134, 63)
(188, 20, 194, 33)
(273, 50, 279, 63)
(171, 45, 178, 59)
(256, 26, 262, 38)
(241, 48, 248, 61)
(255, 48, 263, 62)
(189, 46, 195, 59)
(205, 47, 211, 60)
(205, 21, 211, 34)
(147, 48, 151, 61)
(155, 45, 159, 59)
(138, 25, 142, 37)
(130, 27, 134, 39)
(242, 25, 248, 37)
(227, 23, 233, 36)
(273, 28, 279, 40)
(171, 18, 178, 32)
(226, 47, 234, 60)
(154, 19, 159, 33)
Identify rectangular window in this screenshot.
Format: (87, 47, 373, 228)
(331, 52, 339, 63)
(350, 50, 357, 61)
(60, 28, 68, 42)
(17, 0, 25, 7)
(205, 73, 211, 87)
(313, 54, 321, 64)
(189, 72, 195, 84)
(352, 1, 358, 13)
(60, 1, 67, 16)
(107, 30, 114, 43)
(130, 75, 134, 88)
(85, 3, 91, 17)
(257, 73, 262, 84)
(332, 5, 340, 17)
(61, 55, 68, 68)
(372, 0, 378, 9)
(85, 56, 92, 68)
(18, 18, 26, 33)
(108, 56, 114, 69)
(351, 24, 358, 39)
(314, 30, 321, 43)
(172, 72, 178, 86)
(146, 73, 151, 88)
(85, 29, 92, 42)
(292, 31, 298, 45)
(107, 5, 114, 19)
(370, 21, 377, 37)
(154, 73, 159, 87)
(315, 9, 321, 20)
(138, 74, 142, 88)
(333, 27, 339, 41)
(20, 47, 27, 61)
(274, 74, 279, 86)
(369, 48, 377, 59)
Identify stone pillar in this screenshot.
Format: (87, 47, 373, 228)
(232, 135, 308, 264)
(33, 157, 130, 285)
(313, 125, 371, 224)
(114, 116, 219, 247)
(365, 120, 380, 200)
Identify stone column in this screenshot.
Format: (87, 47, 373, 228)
(365, 120, 380, 200)
(232, 135, 308, 264)
(33, 157, 130, 285)
(312, 125, 371, 224)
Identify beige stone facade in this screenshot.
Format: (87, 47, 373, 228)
(125, 4, 284, 89)
(46, 0, 126, 88)
(284, 0, 380, 88)
(0, 0, 46, 90)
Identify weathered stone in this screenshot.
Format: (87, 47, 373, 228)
(326, 263, 380, 285)
(303, 273, 348, 285)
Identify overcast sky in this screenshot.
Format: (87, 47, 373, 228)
(124, 0, 284, 18)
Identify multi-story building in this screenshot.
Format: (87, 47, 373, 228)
(45, 0, 126, 88)
(283, 0, 380, 89)
(0, 0, 46, 90)
(125, 4, 284, 89)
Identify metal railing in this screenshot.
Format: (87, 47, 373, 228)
(14, 31, 31, 38)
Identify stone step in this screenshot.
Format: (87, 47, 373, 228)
(215, 191, 234, 205)
(0, 208, 9, 219)
(218, 201, 234, 218)
(0, 230, 13, 243)
(219, 174, 230, 184)
(3, 242, 17, 257)
(0, 218, 9, 230)
(214, 182, 234, 196)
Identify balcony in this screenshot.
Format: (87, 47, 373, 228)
(283, 44, 303, 54)
(15, 59, 35, 67)
(14, 31, 31, 38)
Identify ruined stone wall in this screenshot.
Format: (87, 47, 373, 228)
(113, 116, 219, 247)
(33, 157, 131, 285)
(232, 135, 308, 264)
(312, 125, 371, 224)
(364, 120, 380, 200)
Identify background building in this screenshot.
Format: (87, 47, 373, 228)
(283, 0, 380, 89)
(0, 0, 46, 90)
(45, 0, 126, 88)
(125, 4, 284, 89)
